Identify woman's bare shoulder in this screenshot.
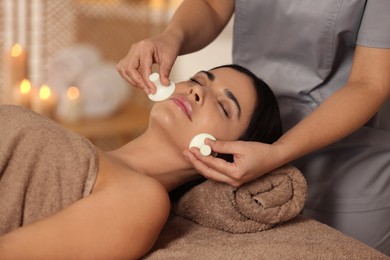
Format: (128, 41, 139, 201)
(90, 151, 171, 257)
(0, 148, 170, 259)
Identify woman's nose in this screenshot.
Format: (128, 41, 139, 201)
(188, 86, 204, 104)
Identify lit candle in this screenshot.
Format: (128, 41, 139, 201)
(30, 0, 43, 86)
(31, 84, 57, 117)
(3, 43, 28, 104)
(148, 0, 167, 25)
(13, 79, 31, 108)
(57, 86, 82, 123)
(17, 0, 27, 47)
(3, 0, 14, 49)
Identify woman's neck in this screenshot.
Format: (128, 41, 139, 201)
(107, 131, 199, 192)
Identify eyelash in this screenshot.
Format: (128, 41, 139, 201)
(189, 77, 229, 118)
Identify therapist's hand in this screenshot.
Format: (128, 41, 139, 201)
(183, 139, 285, 187)
(116, 32, 181, 94)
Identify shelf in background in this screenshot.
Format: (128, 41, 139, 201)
(57, 101, 150, 150)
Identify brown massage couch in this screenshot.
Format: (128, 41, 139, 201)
(144, 165, 388, 259)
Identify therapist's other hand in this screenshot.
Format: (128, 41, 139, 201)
(183, 139, 284, 187)
(116, 33, 181, 94)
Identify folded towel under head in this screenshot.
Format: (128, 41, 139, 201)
(173, 164, 307, 233)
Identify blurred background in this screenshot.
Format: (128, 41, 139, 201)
(0, 0, 232, 150)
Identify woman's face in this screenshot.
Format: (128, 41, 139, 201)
(149, 67, 257, 150)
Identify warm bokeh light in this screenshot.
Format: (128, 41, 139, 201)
(11, 43, 23, 57)
(20, 79, 31, 94)
(77, 0, 120, 5)
(67, 86, 80, 100)
(148, 0, 165, 9)
(39, 85, 51, 100)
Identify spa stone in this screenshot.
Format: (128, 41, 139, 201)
(148, 72, 176, 102)
(189, 133, 216, 156)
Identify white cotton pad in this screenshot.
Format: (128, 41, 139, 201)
(148, 72, 176, 102)
(189, 133, 217, 156)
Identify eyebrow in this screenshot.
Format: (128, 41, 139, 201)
(198, 70, 242, 119)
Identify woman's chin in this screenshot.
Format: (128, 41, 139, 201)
(148, 108, 189, 147)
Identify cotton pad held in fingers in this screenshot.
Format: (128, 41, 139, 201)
(148, 73, 176, 101)
(189, 133, 216, 156)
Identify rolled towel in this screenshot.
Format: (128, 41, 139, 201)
(173, 164, 307, 233)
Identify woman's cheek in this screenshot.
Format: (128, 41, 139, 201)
(149, 103, 195, 145)
(149, 103, 178, 129)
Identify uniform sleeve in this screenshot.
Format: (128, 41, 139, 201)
(356, 0, 390, 48)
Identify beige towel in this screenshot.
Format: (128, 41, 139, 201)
(144, 214, 388, 259)
(173, 164, 307, 233)
(0, 105, 98, 235)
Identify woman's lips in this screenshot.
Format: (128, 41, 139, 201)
(171, 96, 192, 120)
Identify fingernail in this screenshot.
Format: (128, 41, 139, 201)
(205, 138, 213, 145)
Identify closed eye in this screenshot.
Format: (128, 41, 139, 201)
(190, 77, 230, 117)
(190, 77, 202, 86)
(219, 102, 229, 117)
